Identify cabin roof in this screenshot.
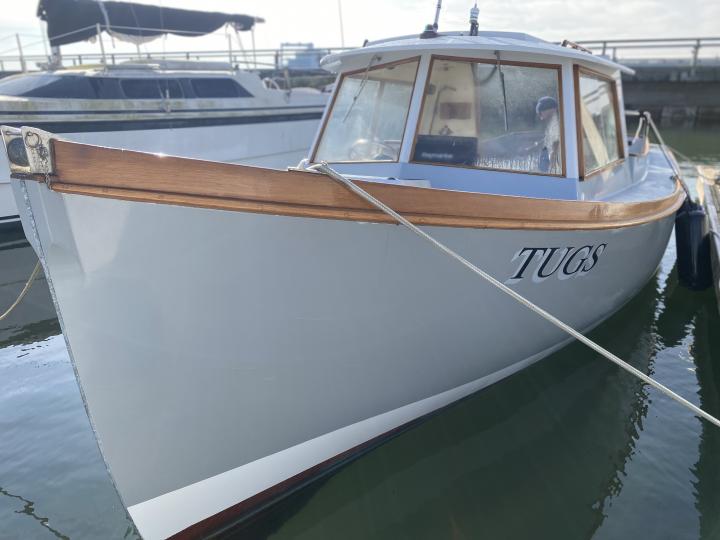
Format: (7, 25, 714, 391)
(321, 31, 634, 75)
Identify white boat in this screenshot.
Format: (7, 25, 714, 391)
(0, 0, 327, 228)
(2, 18, 684, 540)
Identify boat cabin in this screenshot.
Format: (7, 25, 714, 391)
(0, 0, 325, 121)
(310, 32, 640, 201)
(0, 61, 325, 112)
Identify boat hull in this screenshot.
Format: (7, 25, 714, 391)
(15, 177, 675, 538)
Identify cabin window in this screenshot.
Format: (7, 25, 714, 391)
(412, 57, 565, 176)
(313, 57, 420, 163)
(121, 78, 164, 99)
(190, 78, 252, 98)
(159, 79, 183, 99)
(119, 78, 184, 99)
(88, 77, 124, 99)
(0, 75, 97, 99)
(575, 67, 623, 177)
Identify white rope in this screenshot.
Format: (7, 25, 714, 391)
(645, 114, 696, 201)
(308, 162, 720, 429)
(667, 145, 719, 185)
(0, 260, 42, 322)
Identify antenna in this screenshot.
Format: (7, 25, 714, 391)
(420, 0, 442, 39)
(433, 0, 442, 30)
(469, 3, 479, 36)
(337, 0, 346, 48)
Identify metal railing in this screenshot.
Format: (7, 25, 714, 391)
(0, 27, 350, 73)
(2, 31, 719, 74)
(1, 46, 348, 71)
(576, 37, 720, 66)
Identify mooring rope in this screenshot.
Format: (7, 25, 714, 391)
(0, 261, 41, 322)
(667, 145, 719, 185)
(308, 162, 720, 429)
(645, 115, 697, 201)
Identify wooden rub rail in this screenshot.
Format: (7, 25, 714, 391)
(37, 140, 684, 231)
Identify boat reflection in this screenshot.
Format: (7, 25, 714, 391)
(680, 289, 720, 540)
(0, 230, 58, 347)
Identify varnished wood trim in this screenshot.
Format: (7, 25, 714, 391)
(573, 65, 584, 178)
(309, 56, 421, 164)
(409, 55, 567, 178)
(45, 140, 684, 231)
(430, 54, 565, 71)
(574, 65, 625, 179)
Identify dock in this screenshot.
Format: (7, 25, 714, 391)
(704, 180, 720, 312)
(578, 38, 720, 128)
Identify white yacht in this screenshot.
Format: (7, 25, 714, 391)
(0, 0, 327, 227)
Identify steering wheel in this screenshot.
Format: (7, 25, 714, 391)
(348, 138, 396, 161)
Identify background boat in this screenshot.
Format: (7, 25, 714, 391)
(0, 0, 328, 227)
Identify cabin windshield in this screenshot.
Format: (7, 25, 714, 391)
(412, 57, 564, 176)
(313, 58, 419, 163)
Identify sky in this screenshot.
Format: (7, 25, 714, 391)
(1, 0, 719, 60)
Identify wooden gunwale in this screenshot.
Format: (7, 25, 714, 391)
(39, 140, 684, 231)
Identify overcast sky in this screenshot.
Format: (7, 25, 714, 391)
(1, 0, 719, 58)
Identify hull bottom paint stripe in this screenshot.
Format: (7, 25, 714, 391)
(127, 345, 567, 540)
(3, 112, 323, 133)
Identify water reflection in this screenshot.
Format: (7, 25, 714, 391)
(0, 229, 57, 347)
(0, 486, 70, 540)
(688, 296, 720, 540)
(0, 234, 138, 540)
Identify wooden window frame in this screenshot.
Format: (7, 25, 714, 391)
(573, 65, 625, 180)
(310, 56, 421, 164)
(409, 54, 567, 178)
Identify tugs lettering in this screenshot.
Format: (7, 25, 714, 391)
(506, 243, 607, 284)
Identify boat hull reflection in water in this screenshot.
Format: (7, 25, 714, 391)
(0, 229, 56, 342)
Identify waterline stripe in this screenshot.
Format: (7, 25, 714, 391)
(126, 353, 553, 540)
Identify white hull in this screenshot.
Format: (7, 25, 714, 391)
(16, 178, 674, 538)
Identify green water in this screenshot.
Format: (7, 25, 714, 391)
(0, 134, 719, 539)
